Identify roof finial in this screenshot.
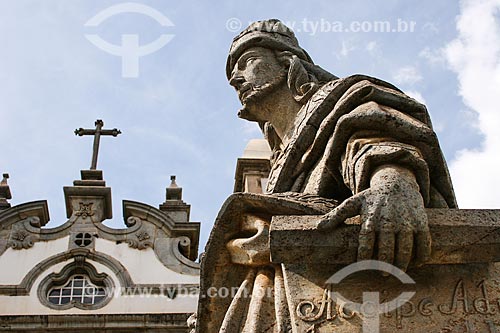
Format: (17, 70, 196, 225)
(166, 175, 182, 200)
(169, 175, 178, 188)
(0, 173, 12, 210)
(159, 175, 191, 223)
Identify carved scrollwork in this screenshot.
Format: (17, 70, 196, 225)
(152, 236, 200, 275)
(177, 236, 191, 250)
(187, 313, 197, 333)
(75, 202, 95, 219)
(8, 230, 34, 249)
(27, 216, 41, 228)
(126, 216, 141, 227)
(123, 216, 153, 250)
(172, 236, 192, 262)
(127, 230, 153, 250)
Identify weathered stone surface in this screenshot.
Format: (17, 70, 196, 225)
(195, 18, 497, 333)
(283, 262, 500, 332)
(196, 193, 331, 333)
(270, 209, 500, 265)
(270, 212, 500, 332)
(0, 313, 191, 332)
(224, 18, 456, 275)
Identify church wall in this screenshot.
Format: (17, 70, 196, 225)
(0, 166, 200, 331)
(94, 238, 199, 285)
(0, 237, 69, 285)
(0, 258, 198, 316)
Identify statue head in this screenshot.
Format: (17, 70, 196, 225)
(227, 19, 337, 124)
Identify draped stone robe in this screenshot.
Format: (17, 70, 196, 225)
(196, 75, 457, 333)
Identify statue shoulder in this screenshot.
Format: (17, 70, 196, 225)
(329, 74, 403, 93)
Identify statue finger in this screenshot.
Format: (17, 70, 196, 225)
(394, 225, 413, 272)
(357, 215, 375, 261)
(377, 221, 396, 271)
(415, 223, 432, 266)
(317, 195, 362, 230)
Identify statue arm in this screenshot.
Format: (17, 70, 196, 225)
(328, 135, 432, 270)
(317, 84, 439, 271)
(342, 135, 430, 204)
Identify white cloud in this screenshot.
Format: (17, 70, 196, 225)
(393, 66, 423, 85)
(421, 22, 440, 35)
(366, 41, 377, 51)
(339, 40, 356, 57)
(364, 40, 383, 58)
(366, 40, 377, 53)
(419, 46, 446, 65)
(447, 0, 500, 208)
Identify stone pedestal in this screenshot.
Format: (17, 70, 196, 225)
(270, 210, 500, 332)
(63, 169, 112, 220)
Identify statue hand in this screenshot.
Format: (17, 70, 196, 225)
(317, 165, 431, 271)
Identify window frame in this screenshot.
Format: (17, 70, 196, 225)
(38, 262, 114, 310)
(47, 274, 107, 306)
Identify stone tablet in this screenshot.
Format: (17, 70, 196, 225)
(271, 212, 500, 332)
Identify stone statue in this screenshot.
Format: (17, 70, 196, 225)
(196, 19, 457, 332)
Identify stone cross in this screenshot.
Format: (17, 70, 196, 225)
(74, 120, 121, 170)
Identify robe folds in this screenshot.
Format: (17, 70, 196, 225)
(195, 75, 456, 333)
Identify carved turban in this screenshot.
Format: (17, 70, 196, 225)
(226, 19, 314, 79)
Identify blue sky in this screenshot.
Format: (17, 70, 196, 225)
(1, 0, 499, 256)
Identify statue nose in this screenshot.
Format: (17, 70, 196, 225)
(229, 75, 245, 89)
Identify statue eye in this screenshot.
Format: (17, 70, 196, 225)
(236, 55, 258, 71)
(246, 56, 257, 65)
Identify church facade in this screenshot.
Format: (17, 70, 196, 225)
(0, 168, 201, 332)
(0, 131, 272, 333)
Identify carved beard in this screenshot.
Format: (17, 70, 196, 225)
(238, 72, 287, 121)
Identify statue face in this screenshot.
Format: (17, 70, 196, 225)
(229, 47, 286, 121)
